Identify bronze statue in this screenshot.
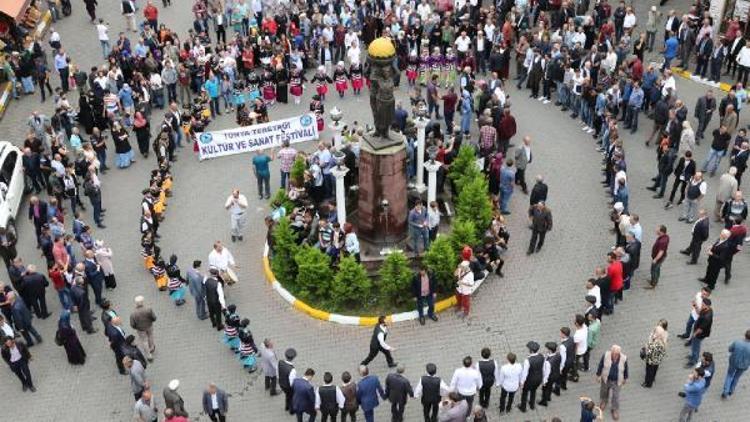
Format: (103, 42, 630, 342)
(364, 37, 399, 148)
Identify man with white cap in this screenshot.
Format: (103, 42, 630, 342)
(163, 379, 189, 417)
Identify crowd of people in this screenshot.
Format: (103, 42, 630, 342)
(1, 0, 750, 420)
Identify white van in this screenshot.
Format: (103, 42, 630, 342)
(0, 142, 25, 236)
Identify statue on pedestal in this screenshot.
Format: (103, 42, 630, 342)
(364, 38, 401, 150)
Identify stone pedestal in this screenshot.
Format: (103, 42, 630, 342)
(357, 136, 408, 243)
(425, 161, 442, 205)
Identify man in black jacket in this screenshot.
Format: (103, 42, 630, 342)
(27, 196, 49, 247)
(666, 150, 696, 208)
(529, 175, 548, 206)
(527, 202, 553, 255)
(699, 229, 733, 290)
(411, 265, 437, 326)
(693, 90, 716, 142)
(647, 97, 670, 145)
(681, 210, 710, 264)
(19, 265, 50, 319)
(415, 363, 445, 422)
(385, 364, 414, 422)
(1, 337, 35, 392)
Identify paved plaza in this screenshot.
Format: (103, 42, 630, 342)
(0, 1, 749, 421)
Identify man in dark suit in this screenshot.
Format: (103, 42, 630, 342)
(361, 316, 397, 368)
(731, 141, 749, 186)
(70, 276, 96, 334)
(292, 368, 316, 422)
(22, 148, 45, 193)
(0, 227, 17, 272)
(105, 316, 128, 374)
(1, 337, 35, 392)
(202, 382, 229, 422)
(27, 196, 48, 247)
(415, 363, 445, 422)
(385, 365, 414, 422)
(7, 257, 25, 291)
(726, 31, 745, 77)
(699, 229, 733, 290)
(681, 210, 710, 264)
(411, 266, 437, 326)
(666, 150, 696, 208)
(82, 252, 105, 307)
(693, 90, 716, 141)
(9, 292, 42, 346)
(529, 175, 548, 206)
(19, 265, 50, 319)
(356, 365, 386, 422)
(527, 202, 553, 255)
(695, 37, 713, 78)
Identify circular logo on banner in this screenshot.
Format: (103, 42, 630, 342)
(300, 115, 313, 127)
(199, 133, 213, 144)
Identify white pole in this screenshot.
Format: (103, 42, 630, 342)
(425, 161, 442, 204)
(332, 166, 349, 225)
(415, 117, 428, 192)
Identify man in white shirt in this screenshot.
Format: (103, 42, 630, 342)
(208, 241, 238, 285)
(224, 189, 248, 242)
(495, 352, 522, 414)
(678, 287, 711, 339)
(454, 32, 471, 60)
(96, 19, 110, 59)
(315, 371, 345, 419)
(518, 341, 550, 412)
(360, 315, 397, 368)
(572, 315, 589, 382)
(586, 279, 602, 309)
(417, 0, 431, 22)
(450, 356, 482, 415)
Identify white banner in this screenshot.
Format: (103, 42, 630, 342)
(197, 114, 319, 160)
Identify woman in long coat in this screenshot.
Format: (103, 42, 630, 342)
(57, 310, 86, 365)
(77, 92, 95, 135)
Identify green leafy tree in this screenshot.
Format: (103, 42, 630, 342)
(290, 156, 306, 187)
(449, 219, 479, 256)
(423, 236, 458, 294)
(294, 246, 334, 302)
(331, 257, 372, 310)
(455, 175, 493, 234)
(378, 251, 413, 307)
(448, 145, 481, 193)
(269, 188, 295, 214)
(270, 218, 299, 286)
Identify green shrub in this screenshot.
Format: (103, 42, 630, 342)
(449, 219, 479, 256)
(378, 251, 413, 307)
(423, 236, 458, 294)
(270, 218, 299, 286)
(290, 156, 306, 187)
(331, 257, 372, 309)
(455, 174, 493, 234)
(448, 145, 481, 193)
(294, 246, 334, 302)
(270, 188, 295, 214)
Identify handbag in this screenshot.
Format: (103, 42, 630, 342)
(639, 347, 647, 360)
(54, 330, 65, 346)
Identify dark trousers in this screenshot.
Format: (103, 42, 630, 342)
(282, 386, 294, 413)
(113, 348, 125, 373)
(478, 384, 492, 408)
(583, 349, 592, 371)
(341, 408, 356, 422)
(416, 295, 435, 319)
(687, 238, 703, 263)
(560, 365, 571, 389)
(19, 325, 42, 345)
(724, 255, 734, 282)
(59, 67, 70, 92)
(515, 167, 527, 192)
(540, 379, 555, 403)
(29, 294, 48, 318)
(703, 256, 723, 289)
(669, 179, 687, 203)
(296, 410, 316, 422)
(361, 346, 394, 366)
(390, 400, 406, 422)
(422, 402, 438, 421)
(460, 394, 474, 416)
(519, 383, 539, 410)
(78, 304, 94, 332)
(528, 229, 546, 253)
(265, 375, 278, 394)
(89, 192, 103, 225)
(207, 302, 223, 329)
(644, 363, 659, 387)
(499, 388, 515, 412)
(208, 410, 226, 422)
(10, 360, 33, 388)
(321, 408, 338, 422)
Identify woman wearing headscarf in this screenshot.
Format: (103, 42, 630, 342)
(94, 240, 116, 289)
(133, 111, 151, 158)
(642, 319, 669, 388)
(56, 310, 86, 365)
(459, 89, 473, 135)
(78, 92, 95, 135)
